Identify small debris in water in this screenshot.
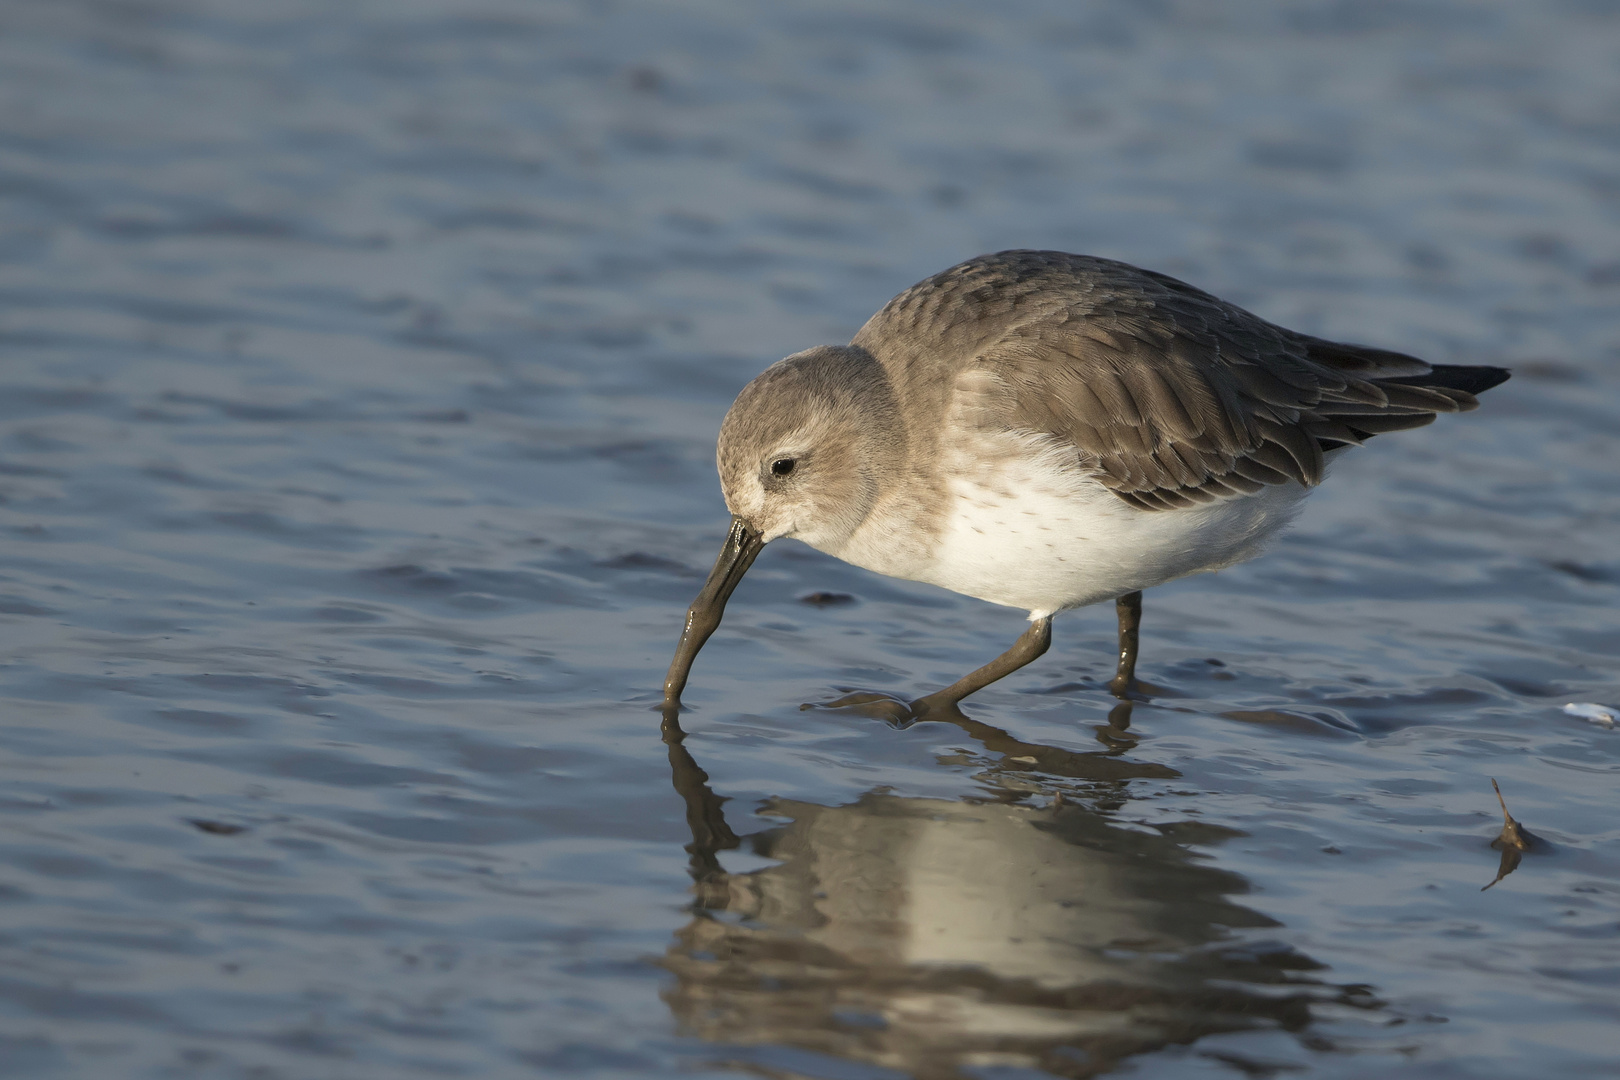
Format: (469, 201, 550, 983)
(189, 819, 247, 836)
(1482, 779, 1536, 892)
(1563, 702, 1616, 729)
(798, 591, 856, 607)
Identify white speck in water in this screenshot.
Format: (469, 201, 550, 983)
(1563, 702, 1617, 728)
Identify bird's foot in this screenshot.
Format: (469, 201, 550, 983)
(806, 690, 968, 729)
(904, 692, 970, 724)
(805, 691, 918, 728)
(1107, 676, 1166, 702)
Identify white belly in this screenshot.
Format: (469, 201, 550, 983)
(917, 440, 1314, 616)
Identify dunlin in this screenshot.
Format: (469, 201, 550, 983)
(662, 250, 1508, 720)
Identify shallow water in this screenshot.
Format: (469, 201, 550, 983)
(2, 1, 1618, 1077)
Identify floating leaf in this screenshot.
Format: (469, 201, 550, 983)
(1482, 779, 1535, 891)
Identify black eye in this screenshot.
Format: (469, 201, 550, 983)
(770, 458, 796, 477)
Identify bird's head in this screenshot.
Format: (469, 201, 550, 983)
(716, 345, 903, 552)
(662, 345, 902, 712)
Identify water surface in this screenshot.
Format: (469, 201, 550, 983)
(2, 1, 1618, 1077)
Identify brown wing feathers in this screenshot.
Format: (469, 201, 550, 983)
(952, 254, 1505, 512)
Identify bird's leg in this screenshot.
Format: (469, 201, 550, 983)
(910, 615, 1052, 717)
(1107, 591, 1143, 698)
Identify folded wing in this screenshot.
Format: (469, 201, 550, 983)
(952, 257, 1505, 511)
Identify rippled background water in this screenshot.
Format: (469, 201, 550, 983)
(2, 1, 1618, 1077)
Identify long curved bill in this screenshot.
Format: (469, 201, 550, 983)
(661, 516, 765, 714)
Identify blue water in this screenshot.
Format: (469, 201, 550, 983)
(2, 1, 1618, 1077)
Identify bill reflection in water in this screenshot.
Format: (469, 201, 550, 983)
(658, 716, 1382, 1077)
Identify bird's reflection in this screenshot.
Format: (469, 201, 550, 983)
(659, 712, 1378, 1078)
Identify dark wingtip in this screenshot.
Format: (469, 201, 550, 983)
(1384, 364, 1511, 395)
(1438, 364, 1511, 394)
